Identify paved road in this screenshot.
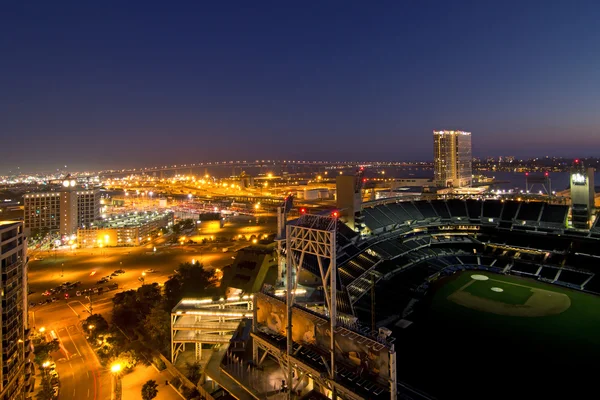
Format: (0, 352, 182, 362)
(34, 301, 111, 400)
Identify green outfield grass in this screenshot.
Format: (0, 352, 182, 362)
(430, 271, 600, 350)
(462, 276, 534, 305)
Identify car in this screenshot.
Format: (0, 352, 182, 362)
(51, 297, 57, 303)
(114, 269, 125, 274)
(29, 302, 36, 308)
(98, 287, 104, 293)
(76, 291, 82, 296)
(92, 287, 99, 294)
(144, 269, 156, 273)
(42, 291, 51, 296)
(110, 272, 118, 277)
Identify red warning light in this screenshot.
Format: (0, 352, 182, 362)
(545, 172, 549, 177)
(525, 172, 529, 176)
(332, 211, 339, 218)
(360, 167, 364, 171)
(300, 208, 306, 214)
(362, 178, 367, 183)
(575, 159, 580, 163)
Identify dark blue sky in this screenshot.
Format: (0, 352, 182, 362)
(2, 1, 600, 173)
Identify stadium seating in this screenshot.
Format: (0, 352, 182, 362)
(500, 201, 520, 221)
(540, 204, 568, 226)
(413, 201, 438, 219)
(430, 200, 451, 219)
(482, 200, 503, 219)
(516, 202, 543, 222)
(446, 199, 468, 218)
(466, 199, 483, 220)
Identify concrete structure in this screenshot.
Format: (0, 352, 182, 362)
(220, 245, 277, 294)
(394, 177, 434, 187)
(0, 221, 33, 400)
(433, 130, 472, 188)
(570, 160, 595, 229)
(170, 297, 253, 363)
(247, 214, 397, 399)
(23, 184, 100, 236)
(77, 211, 173, 247)
(336, 171, 364, 231)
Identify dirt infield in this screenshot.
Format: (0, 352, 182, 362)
(447, 280, 571, 317)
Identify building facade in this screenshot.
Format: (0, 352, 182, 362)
(23, 187, 100, 236)
(570, 160, 595, 229)
(433, 130, 472, 188)
(0, 222, 32, 400)
(77, 211, 173, 247)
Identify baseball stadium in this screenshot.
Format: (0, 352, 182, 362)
(335, 198, 600, 399)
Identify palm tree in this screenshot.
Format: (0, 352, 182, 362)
(141, 380, 159, 400)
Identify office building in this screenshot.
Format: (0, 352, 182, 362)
(570, 159, 595, 229)
(23, 182, 100, 236)
(0, 221, 32, 400)
(433, 130, 472, 187)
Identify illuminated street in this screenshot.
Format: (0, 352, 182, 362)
(33, 301, 111, 400)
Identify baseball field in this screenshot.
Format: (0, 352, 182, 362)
(395, 271, 600, 399)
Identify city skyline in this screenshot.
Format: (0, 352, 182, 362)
(2, 1, 600, 173)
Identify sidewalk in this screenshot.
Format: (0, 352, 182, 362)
(121, 364, 183, 400)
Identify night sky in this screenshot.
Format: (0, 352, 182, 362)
(2, 1, 600, 173)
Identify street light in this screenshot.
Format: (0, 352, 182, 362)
(111, 362, 123, 400)
(111, 363, 122, 374)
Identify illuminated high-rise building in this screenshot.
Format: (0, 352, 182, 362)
(433, 130, 472, 187)
(23, 180, 99, 236)
(570, 159, 595, 229)
(0, 221, 33, 399)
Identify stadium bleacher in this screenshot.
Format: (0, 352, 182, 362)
(482, 200, 503, 219)
(540, 204, 568, 226)
(413, 201, 438, 219)
(430, 200, 451, 219)
(466, 199, 483, 220)
(516, 202, 543, 222)
(400, 202, 424, 220)
(385, 203, 411, 222)
(446, 199, 468, 218)
(500, 201, 520, 221)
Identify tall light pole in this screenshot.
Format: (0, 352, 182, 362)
(111, 363, 122, 400)
(85, 295, 93, 315)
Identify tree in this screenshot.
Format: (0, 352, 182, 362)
(83, 314, 109, 336)
(111, 350, 138, 371)
(113, 286, 163, 330)
(164, 262, 218, 309)
(141, 380, 159, 400)
(34, 340, 60, 366)
(143, 305, 171, 354)
(35, 370, 55, 400)
(185, 360, 202, 383)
